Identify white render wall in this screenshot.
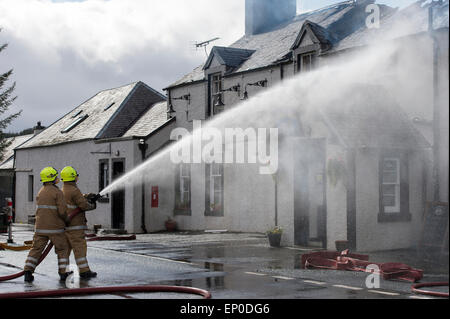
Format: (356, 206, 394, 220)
(355, 149, 425, 252)
(14, 139, 141, 233)
(325, 145, 348, 250)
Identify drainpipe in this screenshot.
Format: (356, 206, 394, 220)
(429, 5, 440, 202)
(138, 139, 148, 233)
(12, 149, 17, 222)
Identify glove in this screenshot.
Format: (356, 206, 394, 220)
(84, 193, 98, 204)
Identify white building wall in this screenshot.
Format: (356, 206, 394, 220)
(355, 149, 425, 252)
(325, 145, 348, 250)
(15, 139, 140, 233)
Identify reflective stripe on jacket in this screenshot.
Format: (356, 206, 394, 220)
(62, 182, 95, 228)
(35, 184, 68, 234)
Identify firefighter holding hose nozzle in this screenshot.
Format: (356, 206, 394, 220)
(61, 166, 98, 279)
(23, 167, 71, 283)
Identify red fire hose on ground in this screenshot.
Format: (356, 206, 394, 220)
(0, 205, 212, 299)
(411, 282, 449, 298)
(301, 250, 424, 283)
(301, 250, 449, 298)
(0, 285, 211, 299)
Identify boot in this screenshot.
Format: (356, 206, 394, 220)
(59, 271, 73, 282)
(80, 270, 97, 279)
(24, 271, 34, 283)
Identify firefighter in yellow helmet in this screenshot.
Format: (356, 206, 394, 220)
(61, 166, 97, 279)
(23, 167, 71, 283)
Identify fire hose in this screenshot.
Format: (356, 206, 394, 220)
(301, 250, 449, 297)
(301, 250, 424, 283)
(0, 194, 212, 299)
(411, 282, 449, 298)
(0, 285, 211, 299)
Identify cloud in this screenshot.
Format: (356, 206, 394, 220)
(0, 0, 244, 131)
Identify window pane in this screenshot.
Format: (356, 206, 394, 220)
(383, 172, 398, 184)
(383, 159, 398, 171)
(99, 161, 109, 190)
(181, 191, 190, 205)
(383, 195, 396, 207)
(211, 163, 222, 176)
(214, 176, 222, 191)
(28, 175, 34, 202)
(181, 164, 190, 177)
(214, 192, 222, 206)
(182, 178, 190, 191)
(382, 185, 396, 196)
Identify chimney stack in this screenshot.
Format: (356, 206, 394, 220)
(245, 0, 297, 36)
(33, 121, 45, 135)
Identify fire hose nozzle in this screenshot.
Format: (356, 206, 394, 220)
(86, 193, 104, 204)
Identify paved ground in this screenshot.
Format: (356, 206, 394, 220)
(0, 224, 448, 300)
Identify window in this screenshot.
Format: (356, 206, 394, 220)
(298, 52, 316, 73)
(211, 74, 224, 115)
(205, 162, 224, 216)
(104, 102, 115, 111)
(28, 175, 34, 202)
(381, 158, 400, 213)
(61, 114, 89, 133)
(378, 152, 411, 222)
(71, 110, 83, 118)
(99, 160, 110, 202)
(175, 163, 191, 215)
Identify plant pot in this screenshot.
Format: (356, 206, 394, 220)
(165, 220, 177, 232)
(268, 233, 282, 247)
(335, 240, 349, 252)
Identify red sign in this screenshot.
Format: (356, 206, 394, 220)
(151, 186, 159, 208)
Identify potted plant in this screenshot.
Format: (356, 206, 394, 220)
(266, 226, 283, 247)
(165, 217, 177, 232)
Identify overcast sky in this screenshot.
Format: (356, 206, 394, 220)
(0, 0, 420, 132)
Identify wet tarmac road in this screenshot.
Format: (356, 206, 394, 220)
(1, 227, 448, 299)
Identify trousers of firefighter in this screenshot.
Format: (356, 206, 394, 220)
(23, 166, 98, 283)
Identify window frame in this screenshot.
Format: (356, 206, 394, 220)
(205, 162, 224, 217)
(98, 159, 110, 203)
(174, 163, 191, 215)
(211, 73, 224, 115)
(298, 52, 316, 73)
(61, 114, 89, 134)
(28, 175, 34, 202)
(378, 151, 411, 223)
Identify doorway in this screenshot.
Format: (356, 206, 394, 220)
(294, 139, 327, 248)
(112, 159, 125, 230)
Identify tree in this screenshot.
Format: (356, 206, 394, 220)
(0, 28, 21, 162)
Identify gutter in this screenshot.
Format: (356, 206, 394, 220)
(164, 60, 293, 93)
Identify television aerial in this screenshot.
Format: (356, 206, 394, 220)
(195, 37, 220, 57)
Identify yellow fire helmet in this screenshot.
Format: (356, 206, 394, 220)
(61, 166, 79, 182)
(40, 167, 58, 183)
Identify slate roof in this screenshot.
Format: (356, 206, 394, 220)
(331, 0, 449, 53)
(123, 101, 173, 138)
(167, 0, 448, 88)
(323, 85, 429, 149)
(203, 46, 256, 71)
(0, 134, 34, 170)
(18, 81, 166, 149)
